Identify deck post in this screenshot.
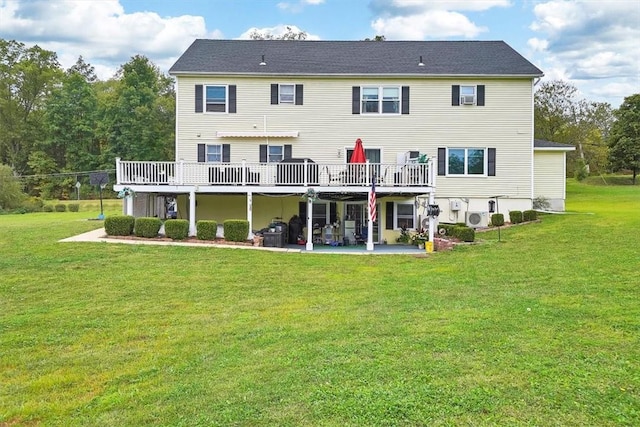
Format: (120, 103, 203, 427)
(246, 192, 253, 238)
(189, 189, 196, 236)
(115, 157, 121, 184)
(306, 198, 314, 251)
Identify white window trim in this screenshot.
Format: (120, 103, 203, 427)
(459, 85, 477, 106)
(446, 147, 487, 177)
(268, 145, 284, 163)
(206, 144, 223, 163)
(204, 84, 228, 114)
(394, 201, 416, 230)
(361, 86, 401, 115)
(279, 84, 295, 104)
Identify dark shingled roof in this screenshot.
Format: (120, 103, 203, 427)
(169, 39, 544, 77)
(534, 139, 576, 150)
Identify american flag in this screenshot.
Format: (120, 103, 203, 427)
(369, 176, 377, 223)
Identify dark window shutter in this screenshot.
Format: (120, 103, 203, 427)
(477, 85, 485, 106)
(295, 84, 303, 105)
(222, 144, 230, 163)
(259, 145, 268, 163)
(228, 85, 236, 113)
(401, 86, 410, 114)
(352, 86, 360, 114)
(271, 84, 279, 105)
(438, 147, 446, 176)
(488, 148, 496, 176)
(197, 144, 205, 162)
(195, 85, 203, 113)
(284, 144, 292, 159)
(385, 202, 394, 230)
(451, 85, 460, 106)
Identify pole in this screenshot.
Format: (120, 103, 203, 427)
(98, 185, 104, 220)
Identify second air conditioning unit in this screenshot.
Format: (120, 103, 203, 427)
(465, 211, 489, 228)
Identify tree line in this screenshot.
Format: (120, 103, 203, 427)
(1, 38, 638, 210)
(0, 38, 175, 202)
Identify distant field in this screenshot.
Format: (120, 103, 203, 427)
(1, 180, 638, 426)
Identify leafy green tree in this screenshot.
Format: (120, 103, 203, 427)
(535, 80, 613, 175)
(608, 94, 640, 184)
(102, 55, 174, 164)
(249, 26, 308, 40)
(0, 39, 63, 175)
(0, 163, 25, 210)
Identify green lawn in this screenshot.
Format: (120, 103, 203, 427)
(1, 184, 639, 426)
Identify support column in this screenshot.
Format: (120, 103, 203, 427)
(246, 192, 253, 239)
(125, 195, 133, 216)
(306, 198, 314, 251)
(427, 191, 436, 253)
(189, 189, 196, 236)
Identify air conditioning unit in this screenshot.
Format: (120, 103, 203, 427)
(461, 95, 475, 105)
(465, 211, 489, 228)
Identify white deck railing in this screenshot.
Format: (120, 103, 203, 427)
(115, 158, 434, 188)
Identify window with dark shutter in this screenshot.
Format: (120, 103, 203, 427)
(401, 86, 410, 114)
(271, 84, 279, 105)
(222, 144, 230, 163)
(228, 85, 236, 113)
(352, 86, 360, 114)
(195, 85, 203, 113)
(477, 85, 485, 106)
(386, 202, 394, 230)
(488, 147, 496, 176)
(437, 148, 446, 175)
(259, 145, 268, 163)
(295, 84, 303, 105)
(451, 85, 460, 106)
(284, 145, 292, 159)
(197, 144, 205, 162)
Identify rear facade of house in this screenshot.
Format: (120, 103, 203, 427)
(114, 39, 552, 247)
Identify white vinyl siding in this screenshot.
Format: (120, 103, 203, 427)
(174, 77, 534, 199)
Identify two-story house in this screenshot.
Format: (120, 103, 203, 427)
(114, 39, 571, 251)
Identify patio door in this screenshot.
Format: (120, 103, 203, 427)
(344, 202, 379, 243)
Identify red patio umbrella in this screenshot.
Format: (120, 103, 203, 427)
(350, 138, 366, 163)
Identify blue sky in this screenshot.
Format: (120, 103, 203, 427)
(1, 0, 638, 107)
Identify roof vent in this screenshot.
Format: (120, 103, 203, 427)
(259, 55, 266, 66)
(418, 56, 425, 67)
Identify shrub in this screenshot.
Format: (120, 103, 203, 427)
(43, 204, 54, 212)
(54, 203, 66, 212)
(21, 197, 44, 213)
(509, 210, 523, 224)
(523, 210, 538, 222)
(197, 220, 217, 240)
(104, 215, 135, 236)
(437, 223, 456, 236)
(224, 219, 249, 242)
(165, 219, 189, 240)
(452, 225, 475, 242)
(68, 203, 80, 212)
(491, 213, 505, 226)
(134, 217, 162, 238)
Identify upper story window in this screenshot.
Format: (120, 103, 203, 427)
(271, 84, 303, 105)
(279, 85, 294, 104)
(195, 84, 236, 113)
(353, 86, 409, 115)
(362, 86, 400, 114)
(206, 85, 227, 112)
(447, 148, 486, 175)
(268, 145, 284, 163)
(459, 86, 476, 105)
(207, 144, 223, 162)
(452, 84, 485, 106)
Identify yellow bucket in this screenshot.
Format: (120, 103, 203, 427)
(425, 241, 434, 253)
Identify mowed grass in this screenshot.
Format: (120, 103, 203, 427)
(1, 184, 639, 426)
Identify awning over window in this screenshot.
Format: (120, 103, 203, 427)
(216, 131, 299, 138)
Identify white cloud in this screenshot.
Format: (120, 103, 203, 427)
(368, 0, 508, 39)
(0, 0, 218, 79)
(528, 0, 640, 106)
(372, 11, 487, 39)
(277, 0, 324, 13)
